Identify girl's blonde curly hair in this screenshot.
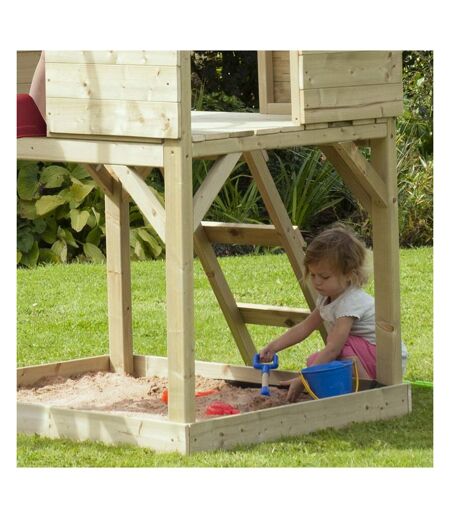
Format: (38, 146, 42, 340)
(304, 223, 372, 287)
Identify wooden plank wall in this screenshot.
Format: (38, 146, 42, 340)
(45, 51, 182, 139)
(257, 51, 291, 115)
(17, 51, 41, 94)
(258, 51, 403, 124)
(294, 51, 403, 124)
(272, 51, 291, 103)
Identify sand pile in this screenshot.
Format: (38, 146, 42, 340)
(17, 371, 310, 420)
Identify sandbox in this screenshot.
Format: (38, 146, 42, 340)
(17, 371, 311, 421)
(17, 354, 411, 454)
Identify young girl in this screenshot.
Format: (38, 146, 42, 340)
(259, 224, 407, 402)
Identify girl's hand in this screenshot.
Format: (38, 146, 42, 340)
(280, 377, 304, 402)
(259, 345, 276, 363)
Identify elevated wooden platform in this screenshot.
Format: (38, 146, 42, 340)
(17, 112, 387, 165)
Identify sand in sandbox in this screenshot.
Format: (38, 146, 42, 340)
(17, 371, 311, 420)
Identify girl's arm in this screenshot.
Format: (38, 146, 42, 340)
(309, 316, 354, 365)
(259, 307, 323, 361)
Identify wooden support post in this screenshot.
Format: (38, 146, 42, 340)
(257, 51, 274, 113)
(371, 118, 403, 385)
(164, 141, 195, 423)
(163, 51, 195, 424)
(104, 179, 133, 374)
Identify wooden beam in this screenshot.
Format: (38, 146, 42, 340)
(243, 150, 328, 341)
(330, 141, 388, 207)
(163, 51, 195, 424)
(133, 166, 154, 179)
(319, 145, 372, 215)
(371, 118, 403, 385)
(133, 354, 300, 385)
(83, 163, 115, 197)
(289, 50, 301, 124)
(243, 153, 314, 294)
(237, 302, 310, 327)
(192, 122, 387, 158)
(194, 225, 257, 365)
(132, 354, 378, 392)
(17, 403, 189, 453)
(164, 140, 195, 423)
(193, 153, 241, 230)
(17, 137, 164, 167)
(17, 355, 111, 387)
(202, 222, 292, 247)
(104, 180, 133, 374)
(257, 51, 274, 113)
(106, 164, 166, 243)
(188, 383, 411, 453)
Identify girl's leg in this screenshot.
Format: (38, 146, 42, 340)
(339, 336, 376, 380)
(340, 355, 371, 379)
(306, 336, 376, 380)
(29, 51, 46, 120)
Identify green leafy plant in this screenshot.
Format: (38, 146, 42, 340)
(208, 166, 262, 224)
(17, 161, 102, 266)
(17, 161, 164, 267)
(271, 148, 349, 232)
(397, 153, 433, 247)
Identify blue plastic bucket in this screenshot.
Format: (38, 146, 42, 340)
(301, 360, 353, 398)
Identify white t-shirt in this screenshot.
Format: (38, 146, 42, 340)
(316, 286, 408, 370)
(316, 286, 376, 344)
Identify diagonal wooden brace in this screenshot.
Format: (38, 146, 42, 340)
(327, 141, 389, 208)
(194, 224, 257, 365)
(243, 150, 328, 341)
(193, 153, 242, 231)
(319, 146, 372, 215)
(83, 163, 115, 198)
(105, 164, 166, 243)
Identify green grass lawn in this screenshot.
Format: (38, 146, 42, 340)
(16, 247, 433, 467)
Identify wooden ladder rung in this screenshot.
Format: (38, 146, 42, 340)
(202, 222, 300, 247)
(237, 302, 310, 327)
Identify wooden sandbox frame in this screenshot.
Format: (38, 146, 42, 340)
(17, 51, 411, 453)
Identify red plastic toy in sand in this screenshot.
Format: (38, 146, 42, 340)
(205, 401, 240, 416)
(195, 389, 219, 397)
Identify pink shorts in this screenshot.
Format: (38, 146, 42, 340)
(307, 335, 377, 379)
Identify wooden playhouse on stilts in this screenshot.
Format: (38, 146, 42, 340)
(17, 51, 411, 453)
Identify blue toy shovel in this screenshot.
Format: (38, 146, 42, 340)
(253, 353, 279, 396)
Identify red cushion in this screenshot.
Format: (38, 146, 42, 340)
(17, 94, 46, 138)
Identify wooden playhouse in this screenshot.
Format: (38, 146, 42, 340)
(17, 50, 410, 453)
